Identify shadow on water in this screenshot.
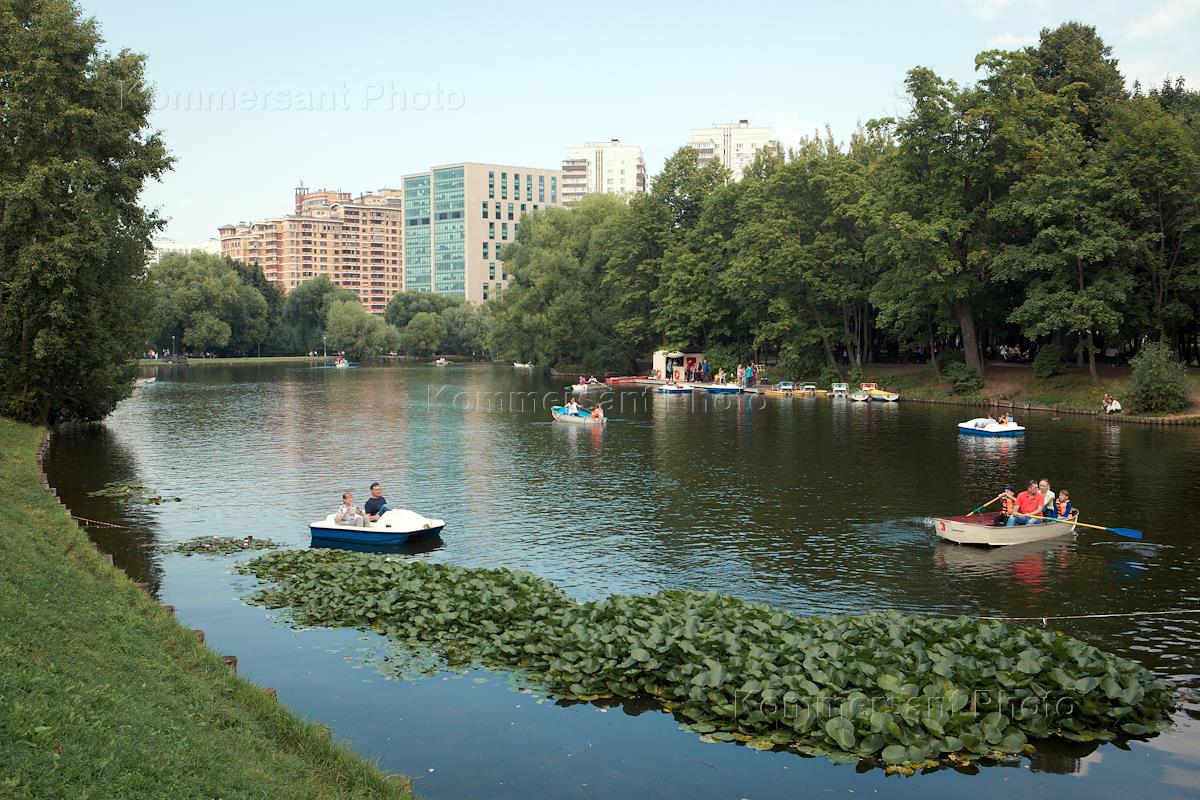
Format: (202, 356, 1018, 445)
(43, 423, 164, 595)
(310, 536, 445, 556)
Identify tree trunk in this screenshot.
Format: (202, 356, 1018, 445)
(952, 296, 984, 376)
(1086, 330, 1099, 385)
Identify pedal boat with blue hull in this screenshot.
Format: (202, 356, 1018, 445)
(310, 508, 445, 546)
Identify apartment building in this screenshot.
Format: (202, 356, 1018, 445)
(402, 162, 563, 303)
(688, 120, 779, 181)
(218, 187, 403, 314)
(561, 138, 646, 206)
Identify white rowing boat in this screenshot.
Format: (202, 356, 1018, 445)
(931, 511, 1077, 546)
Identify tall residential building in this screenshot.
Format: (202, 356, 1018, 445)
(218, 187, 404, 314)
(402, 162, 563, 303)
(688, 120, 779, 181)
(561, 139, 646, 206)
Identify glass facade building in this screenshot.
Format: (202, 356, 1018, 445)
(403, 175, 431, 292)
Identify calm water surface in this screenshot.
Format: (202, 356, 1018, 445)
(46, 363, 1200, 799)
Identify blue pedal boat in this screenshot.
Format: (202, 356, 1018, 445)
(957, 418, 1025, 437)
(309, 509, 445, 546)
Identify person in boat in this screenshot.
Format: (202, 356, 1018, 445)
(996, 485, 1017, 525)
(1038, 478, 1055, 519)
(334, 492, 368, 527)
(587, 375, 600, 384)
(565, 398, 580, 415)
(1053, 490, 1077, 520)
(590, 403, 605, 420)
(578, 375, 587, 385)
(975, 413, 997, 429)
(363, 482, 391, 523)
(1006, 480, 1044, 527)
(997, 413, 1008, 426)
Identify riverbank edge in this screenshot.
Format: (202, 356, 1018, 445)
(0, 419, 412, 799)
(894, 393, 1200, 426)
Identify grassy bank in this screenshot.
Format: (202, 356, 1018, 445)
(861, 363, 1200, 415)
(0, 420, 410, 799)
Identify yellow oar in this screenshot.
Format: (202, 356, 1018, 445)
(1022, 514, 1143, 540)
(967, 494, 1003, 516)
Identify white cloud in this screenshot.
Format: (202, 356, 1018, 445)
(973, 0, 1013, 19)
(750, 112, 827, 149)
(1124, 0, 1200, 39)
(987, 31, 1037, 48)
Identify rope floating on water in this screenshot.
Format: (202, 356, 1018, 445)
(71, 515, 125, 530)
(984, 609, 1200, 623)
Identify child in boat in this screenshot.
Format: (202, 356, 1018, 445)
(995, 485, 1017, 525)
(565, 398, 580, 415)
(334, 492, 367, 527)
(1053, 490, 1076, 520)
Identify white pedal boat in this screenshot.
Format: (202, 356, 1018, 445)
(932, 511, 1077, 546)
(657, 383, 693, 394)
(309, 508, 445, 546)
(958, 418, 1025, 437)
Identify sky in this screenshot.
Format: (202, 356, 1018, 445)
(77, 0, 1200, 244)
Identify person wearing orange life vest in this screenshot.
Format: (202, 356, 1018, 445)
(995, 484, 1018, 526)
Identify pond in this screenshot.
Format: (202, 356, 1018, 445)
(45, 362, 1200, 799)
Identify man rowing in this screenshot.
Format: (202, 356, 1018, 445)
(1005, 480, 1045, 527)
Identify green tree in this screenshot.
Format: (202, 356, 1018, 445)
(1026, 22, 1126, 141)
(383, 290, 465, 329)
(440, 303, 490, 356)
(0, 0, 171, 422)
(323, 299, 399, 361)
(279, 275, 358, 353)
(149, 252, 269, 355)
(992, 125, 1138, 383)
(398, 311, 446, 356)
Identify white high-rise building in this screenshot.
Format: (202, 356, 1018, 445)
(561, 139, 647, 206)
(688, 120, 779, 181)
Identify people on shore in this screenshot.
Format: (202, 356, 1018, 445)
(335, 492, 368, 527)
(364, 482, 390, 522)
(1103, 393, 1122, 414)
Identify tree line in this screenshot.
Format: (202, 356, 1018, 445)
(149, 252, 491, 362)
(488, 23, 1200, 387)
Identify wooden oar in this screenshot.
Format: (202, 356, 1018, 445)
(967, 494, 1003, 516)
(1024, 514, 1143, 540)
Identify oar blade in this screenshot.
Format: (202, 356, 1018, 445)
(1108, 527, 1143, 540)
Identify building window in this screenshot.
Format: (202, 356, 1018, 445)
(482, 283, 489, 300)
(507, 202, 514, 220)
(488, 262, 495, 280)
(482, 201, 488, 218)
(494, 202, 500, 218)
(538, 175, 545, 202)
(520, 203, 526, 213)
(483, 241, 489, 258)
(551, 176, 557, 203)
(501, 222, 508, 240)
(526, 174, 533, 200)
(488, 221, 495, 239)
(501, 172, 507, 200)
(488, 171, 495, 199)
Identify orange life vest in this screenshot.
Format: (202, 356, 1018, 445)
(1056, 499, 1069, 516)
(1002, 496, 1017, 515)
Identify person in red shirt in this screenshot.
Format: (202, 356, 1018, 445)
(1007, 480, 1045, 527)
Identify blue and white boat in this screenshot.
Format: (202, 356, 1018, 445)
(957, 418, 1025, 437)
(657, 383, 694, 394)
(309, 508, 445, 546)
(705, 383, 742, 395)
(551, 405, 606, 425)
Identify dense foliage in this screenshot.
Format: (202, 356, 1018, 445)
(241, 550, 1172, 769)
(1032, 344, 1068, 379)
(0, 1, 172, 423)
(1127, 341, 1192, 413)
(489, 25, 1200, 384)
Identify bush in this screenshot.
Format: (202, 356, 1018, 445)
(1127, 342, 1191, 413)
(935, 349, 965, 373)
(944, 362, 984, 395)
(1032, 344, 1067, 379)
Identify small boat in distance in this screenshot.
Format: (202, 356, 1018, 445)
(932, 511, 1077, 546)
(513, 362, 534, 368)
(958, 418, 1025, 437)
(432, 357, 450, 366)
(858, 382, 899, 402)
(551, 405, 607, 425)
(705, 383, 742, 395)
(831, 382, 849, 398)
(657, 383, 694, 394)
(309, 508, 445, 547)
(764, 381, 795, 397)
(133, 376, 156, 387)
